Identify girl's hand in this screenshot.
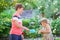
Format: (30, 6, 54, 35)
(38, 30, 41, 34)
(38, 30, 45, 34)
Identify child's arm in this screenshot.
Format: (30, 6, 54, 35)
(22, 26, 29, 32)
(41, 25, 51, 34)
(39, 25, 51, 34)
(14, 20, 29, 31)
(40, 30, 50, 34)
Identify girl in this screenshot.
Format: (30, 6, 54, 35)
(9, 3, 29, 40)
(38, 18, 54, 40)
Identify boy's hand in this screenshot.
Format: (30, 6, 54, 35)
(23, 26, 29, 32)
(26, 29, 29, 32)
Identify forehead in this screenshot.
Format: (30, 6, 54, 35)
(19, 8, 24, 9)
(41, 21, 45, 23)
(41, 21, 47, 23)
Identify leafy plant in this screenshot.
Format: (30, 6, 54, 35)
(0, 0, 12, 12)
(51, 17, 60, 36)
(0, 8, 15, 36)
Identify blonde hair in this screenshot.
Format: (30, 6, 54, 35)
(40, 18, 50, 25)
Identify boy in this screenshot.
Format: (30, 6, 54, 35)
(9, 3, 29, 40)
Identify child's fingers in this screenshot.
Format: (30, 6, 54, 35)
(38, 30, 41, 34)
(26, 29, 30, 32)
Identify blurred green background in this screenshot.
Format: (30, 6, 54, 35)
(0, 0, 60, 40)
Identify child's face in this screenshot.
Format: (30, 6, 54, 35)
(18, 8, 24, 14)
(41, 21, 47, 27)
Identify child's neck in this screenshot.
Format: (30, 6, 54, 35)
(15, 11, 21, 16)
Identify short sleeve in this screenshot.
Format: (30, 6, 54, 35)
(12, 17, 18, 21)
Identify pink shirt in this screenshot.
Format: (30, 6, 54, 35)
(10, 15, 23, 35)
